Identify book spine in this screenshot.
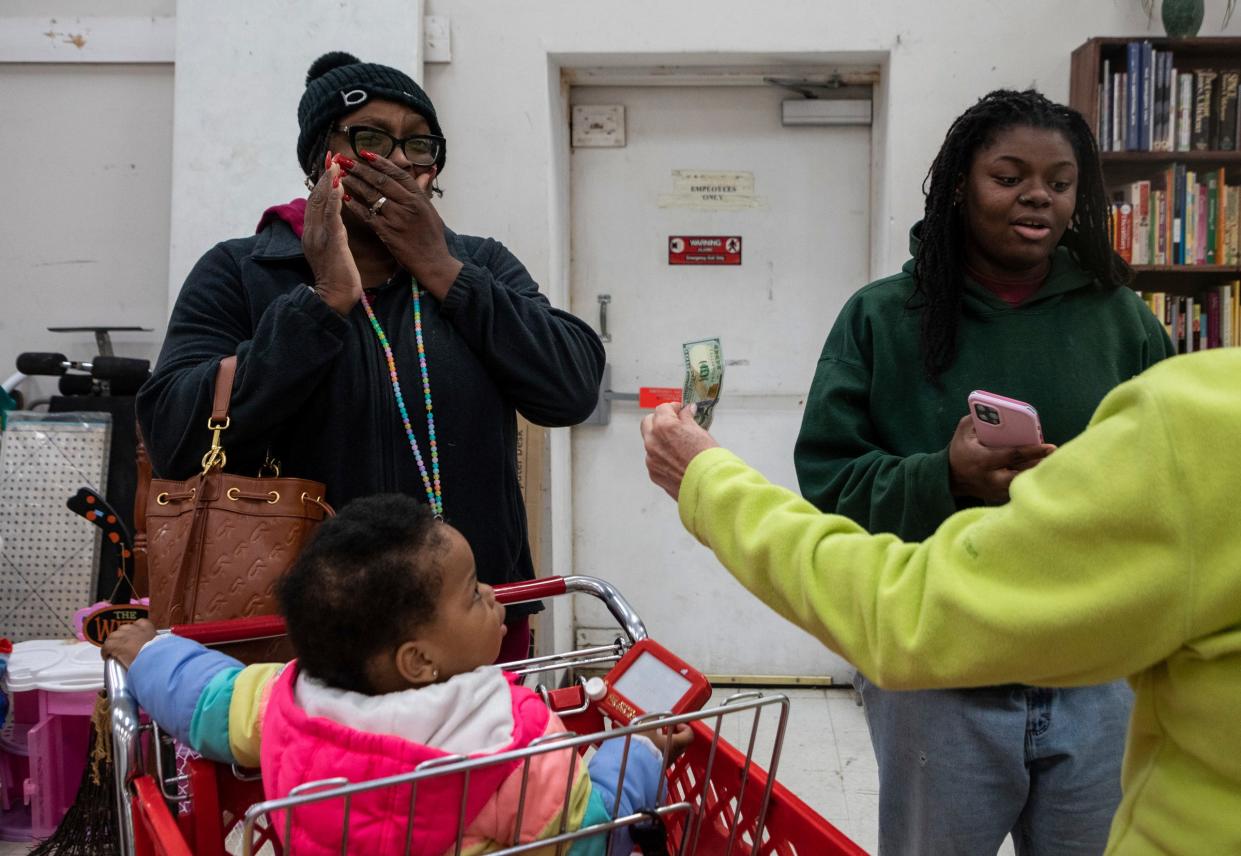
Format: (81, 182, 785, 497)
(1171, 297, 1183, 353)
(1127, 43, 1141, 150)
(1166, 62, 1178, 151)
(1221, 174, 1228, 264)
(1233, 281, 1241, 345)
(1222, 284, 1234, 347)
(1181, 295, 1191, 352)
(1126, 186, 1139, 264)
(1157, 52, 1170, 150)
(1173, 163, 1186, 263)
(1151, 187, 1161, 261)
(1118, 202, 1134, 262)
(1193, 69, 1217, 150)
(1166, 168, 1177, 263)
(1220, 70, 1240, 150)
(1119, 72, 1129, 152)
(1177, 72, 1194, 151)
(1207, 289, 1221, 348)
(1187, 169, 1197, 264)
(1142, 42, 1154, 150)
(1228, 186, 1241, 265)
(1163, 64, 1173, 151)
(1198, 180, 1209, 264)
(1101, 58, 1112, 151)
(1235, 282, 1241, 345)
(1134, 181, 1152, 264)
(1207, 172, 1219, 264)
(1152, 51, 1163, 150)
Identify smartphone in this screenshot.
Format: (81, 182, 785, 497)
(967, 390, 1044, 448)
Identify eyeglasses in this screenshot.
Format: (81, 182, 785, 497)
(335, 125, 445, 166)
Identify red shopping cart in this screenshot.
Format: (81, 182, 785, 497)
(106, 576, 866, 856)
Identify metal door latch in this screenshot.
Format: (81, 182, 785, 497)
(583, 364, 637, 425)
(597, 294, 612, 342)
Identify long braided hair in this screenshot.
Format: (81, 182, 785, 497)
(910, 89, 1128, 382)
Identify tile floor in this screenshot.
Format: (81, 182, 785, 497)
(0, 687, 1022, 855)
(702, 685, 879, 851)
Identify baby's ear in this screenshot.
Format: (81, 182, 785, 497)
(394, 640, 439, 686)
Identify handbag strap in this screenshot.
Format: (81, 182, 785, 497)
(212, 356, 238, 423)
(174, 356, 240, 620)
(132, 422, 153, 598)
(202, 356, 239, 473)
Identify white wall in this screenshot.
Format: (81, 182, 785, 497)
(0, 1, 175, 405)
(167, 0, 426, 304)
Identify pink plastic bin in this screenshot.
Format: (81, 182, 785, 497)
(0, 641, 103, 841)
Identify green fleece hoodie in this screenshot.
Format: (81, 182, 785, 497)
(677, 348, 1241, 856)
(795, 226, 1175, 540)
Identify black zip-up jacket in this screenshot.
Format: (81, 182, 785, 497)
(137, 220, 605, 614)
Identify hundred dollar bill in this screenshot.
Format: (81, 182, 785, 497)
(682, 337, 724, 429)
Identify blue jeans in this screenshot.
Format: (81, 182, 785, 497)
(855, 674, 1132, 856)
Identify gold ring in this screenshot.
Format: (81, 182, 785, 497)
(369, 195, 387, 215)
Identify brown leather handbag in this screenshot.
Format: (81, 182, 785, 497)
(143, 357, 333, 658)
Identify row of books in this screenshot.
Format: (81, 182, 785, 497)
(1098, 41, 1240, 152)
(1110, 166, 1240, 265)
(1139, 286, 1240, 353)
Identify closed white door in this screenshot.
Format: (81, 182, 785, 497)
(570, 83, 871, 679)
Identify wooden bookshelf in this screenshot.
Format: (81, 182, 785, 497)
(1071, 38, 1241, 349)
(1071, 37, 1241, 143)
(1129, 265, 1240, 293)
(1100, 151, 1241, 165)
(1070, 37, 1241, 287)
(1099, 152, 1241, 186)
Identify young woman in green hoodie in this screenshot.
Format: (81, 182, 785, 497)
(791, 90, 1174, 855)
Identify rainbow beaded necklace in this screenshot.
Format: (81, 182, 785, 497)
(358, 281, 443, 517)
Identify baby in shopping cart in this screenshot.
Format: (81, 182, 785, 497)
(105, 493, 690, 856)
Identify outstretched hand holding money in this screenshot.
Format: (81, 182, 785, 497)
(683, 338, 724, 429)
(641, 403, 720, 500)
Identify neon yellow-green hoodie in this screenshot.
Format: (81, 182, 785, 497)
(678, 349, 1241, 856)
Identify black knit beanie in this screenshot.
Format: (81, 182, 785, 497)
(297, 51, 445, 176)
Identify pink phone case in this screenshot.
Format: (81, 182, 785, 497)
(967, 390, 1044, 448)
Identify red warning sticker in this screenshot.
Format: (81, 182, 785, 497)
(668, 236, 742, 265)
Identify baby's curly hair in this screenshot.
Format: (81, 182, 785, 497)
(278, 493, 445, 694)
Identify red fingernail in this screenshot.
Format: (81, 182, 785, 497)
(333, 154, 356, 169)
(325, 151, 332, 170)
(358, 150, 377, 162)
(342, 193, 351, 202)
(332, 173, 341, 189)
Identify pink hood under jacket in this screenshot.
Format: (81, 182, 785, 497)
(260, 662, 556, 856)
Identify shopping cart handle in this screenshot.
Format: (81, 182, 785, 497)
(166, 576, 644, 645)
(165, 579, 568, 643)
(171, 615, 287, 644)
(494, 576, 568, 604)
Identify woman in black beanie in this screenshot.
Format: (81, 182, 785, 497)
(138, 52, 605, 660)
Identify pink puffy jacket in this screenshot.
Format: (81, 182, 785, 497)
(260, 664, 586, 856)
